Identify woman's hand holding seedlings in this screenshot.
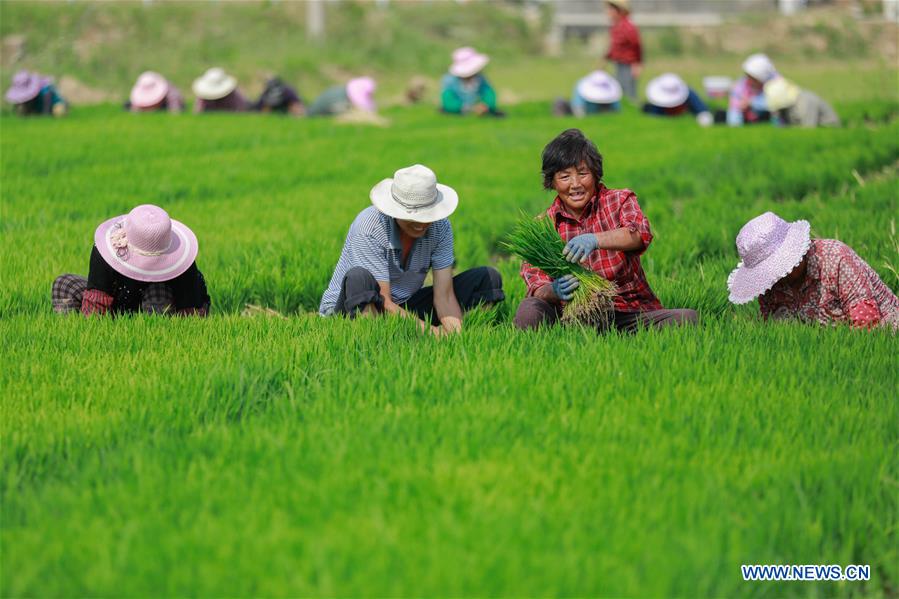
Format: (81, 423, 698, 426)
(563, 234, 599, 263)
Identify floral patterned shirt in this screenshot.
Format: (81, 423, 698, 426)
(759, 239, 898, 329)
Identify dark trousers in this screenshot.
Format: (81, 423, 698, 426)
(513, 297, 697, 333)
(335, 266, 505, 320)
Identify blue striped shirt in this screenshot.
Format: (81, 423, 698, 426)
(319, 206, 455, 315)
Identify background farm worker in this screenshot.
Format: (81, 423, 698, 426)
(319, 164, 505, 336)
(5, 70, 67, 117)
(52, 204, 210, 316)
(253, 76, 305, 116)
(554, 70, 622, 117)
(126, 71, 184, 113)
(192, 67, 249, 113)
(726, 53, 777, 127)
(513, 128, 697, 332)
(307, 76, 376, 117)
(642, 73, 714, 127)
(728, 212, 897, 329)
(440, 47, 503, 117)
(764, 77, 840, 128)
(604, 0, 641, 101)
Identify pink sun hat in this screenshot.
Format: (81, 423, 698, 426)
(347, 77, 377, 112)
(130, 71, 170, 108)
(727, 212, 811, 305)
(94, 204, 199, 283)
(449, 47, 490, 78)
(6, 70, 47, 104)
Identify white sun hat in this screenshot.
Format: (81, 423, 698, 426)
(449, 47, 490, 79)
(764, 77, 801, 112)
(577, 70, 623, 104)
(742, 53, 777, 83)
(646, 73, 689, 108)
(192, 67, 238, 100)
(370, 164, 459, 224)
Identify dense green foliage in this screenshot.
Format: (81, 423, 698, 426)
(2, 92, 897, 596)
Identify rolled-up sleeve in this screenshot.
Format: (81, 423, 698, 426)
(617, 191, 653, 254)
(521, 262, 552, 297)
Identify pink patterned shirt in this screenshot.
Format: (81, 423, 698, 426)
(759, 239, 898, 330)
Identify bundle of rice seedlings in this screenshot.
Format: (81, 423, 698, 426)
(503, 214, 617, 326)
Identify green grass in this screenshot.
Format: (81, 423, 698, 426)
(2, 87, 898, 595)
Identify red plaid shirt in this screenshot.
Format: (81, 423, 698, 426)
(606, 16, 642, 65)
(520, 185, 663, 312)
(759, 239, 899, 329)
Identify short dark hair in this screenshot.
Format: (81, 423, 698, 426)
(541, 128, 604, 190)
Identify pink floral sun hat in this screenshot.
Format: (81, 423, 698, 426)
(94, 204, 198, 283)
(727, 211, 811, 305)
(449, 47, 490, 78)
(6, 70, 47, 104)
(346, 76, 376, 112)
(130, 71, 169, 108)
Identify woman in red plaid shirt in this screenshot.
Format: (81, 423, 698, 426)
(513, 129, 697, 332)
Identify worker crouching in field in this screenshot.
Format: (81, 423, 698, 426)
(319, 164, 505, 336)
(5, 70, 67, 117)
(126, 71, 184, 113)
(514, 129, 697, 332)
(642, 74, 714, 127)
(253, 76, 305, 116)
(764, 77, 840, 128)
(440, 47, 503, 117)
(52, 205, 210, 316)
(192, 68, 250, 113)
(307, 77, 376, 117)
(725, 53, 777, 127)
(553, 70, 622, 117)
(728, 212, 897, 329)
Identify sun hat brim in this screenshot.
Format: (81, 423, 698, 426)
(370, 178, 459, 223)
(646, 78, 689, 108)
(5, 78, 44, 104)
(577, 74, 623, 104)
(192, 75, 237, 101)
(727, 220, 811, 304)
(346, 78, 376, 112)
(94, 215, 199, 283)
(130, 79, 169, 108)
(449, 54, 490, 78)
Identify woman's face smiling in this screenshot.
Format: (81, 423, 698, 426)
(553, 161, 596, 218)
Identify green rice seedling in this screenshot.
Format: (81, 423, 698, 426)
(503, 213, 617, 326)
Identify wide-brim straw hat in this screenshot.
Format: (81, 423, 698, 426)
(577, 70, 623, 104)
(192, 67, 237, 100)
(94, 204, 198, 283)
(646, 73, 689, 108)
(764, 77, 801, 112)
(346, 76, 377, 112)
(370, 164, 458, 224)
(727, 211, 811, 304)
(130, 71, 169, 108)
(449, 47, 490, 78)
(6, 70, 45, 104)
(607, 0, 631, 12)
(742, 53, 777, 83)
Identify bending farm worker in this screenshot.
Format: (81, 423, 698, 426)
(764, 77, 840, 128)
(307, 77, 376, 117)
(127, 71, 184, 113)
(513, 129, 697, 332)
(642, 73, 713, 127)
(562, 70, 622, 117)
(604, 0, 642, 101)
(5, 70, 67, 117)
(192, 68, 250, 113)
(728, 212, 897, 329)
(727, 53, 777, 127)
(52, 205, 210, 316)
(319, 164, 505, 336)
(253, 76, 306, 116)
(440, 47, 503, 117)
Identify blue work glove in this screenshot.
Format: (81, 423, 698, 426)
(551, 274, 580, 301)
(562, 233, 599, 264)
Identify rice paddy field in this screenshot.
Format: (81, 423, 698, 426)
(2, 74, 898, 596)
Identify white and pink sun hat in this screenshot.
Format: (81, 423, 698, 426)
(130, 71, 169, 108)
(347, 76, 377, 112)
(646, 73, 689, 108)
(727, 211, 811, 304)
(95, 204, 198, 283)
(449, 47, 490, 79)
(577, 70, 623, 104)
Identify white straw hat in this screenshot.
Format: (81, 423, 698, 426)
(370, 164, 458, 224)
(646, 73, 689, 108)
(742, 53, 777, 83)
(764, 77, 801, 112)
(192, 67, 238, 100)
(576, 70, 623, 104)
